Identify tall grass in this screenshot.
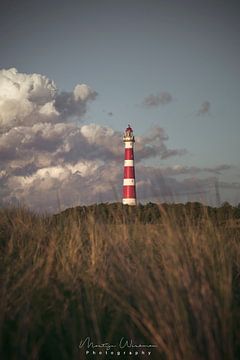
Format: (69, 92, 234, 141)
(0, 204, 240, 359)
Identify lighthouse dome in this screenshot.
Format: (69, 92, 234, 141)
(125, 124, 133, 133)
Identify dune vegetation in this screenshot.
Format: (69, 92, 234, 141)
(0, 202, 240, 359)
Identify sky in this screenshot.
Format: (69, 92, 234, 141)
(0, 0, 239, 212)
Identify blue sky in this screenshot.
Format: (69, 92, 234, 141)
(0, 0, 239, 210)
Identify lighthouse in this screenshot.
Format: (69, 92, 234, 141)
(122, 125, 137, 205)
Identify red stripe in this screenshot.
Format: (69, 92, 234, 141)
(123, 185, 136, 198)
(125, 148, 134, 160)
(124, 166, 135, 179)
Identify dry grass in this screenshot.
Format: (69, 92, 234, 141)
(0, 204, 240, 359)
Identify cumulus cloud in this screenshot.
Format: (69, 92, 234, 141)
(4, 161, 121, 212)
(0, 68, 57, 128)
(197, 101, 211, 116)
(142, 92, 173, 107)
(0, 118, 233, 211)
(0, 120, 191, 211)
(55, 84, 97, 119)
(0, 68, 97, 129)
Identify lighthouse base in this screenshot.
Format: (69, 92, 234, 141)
(122, 198, 137, 206)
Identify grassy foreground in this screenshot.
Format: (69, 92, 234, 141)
(0, 204, 240, 359)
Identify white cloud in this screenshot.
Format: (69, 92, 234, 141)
(81, 123, 114, 142)
(0, 68, 57, 127)
(73, 84, 96, 102)
(39, 101, 59, 116)
(0, 68, 97, 129)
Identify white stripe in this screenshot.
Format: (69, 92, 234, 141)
(125, 142, 133, 148)
(123, 198, 137, 205)
(124, 160, 134, 166)
(123, 178, 135, 186)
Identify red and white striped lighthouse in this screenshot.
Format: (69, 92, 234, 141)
(122, 125, 137, 205)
